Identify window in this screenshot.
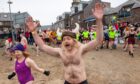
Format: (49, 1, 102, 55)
(75, 7, 78, 13)
(73, 0, 80, 2)
(78, 15, 80, 20)
(119, 7, 131, 18)
(62, 14, 65, 19)
(4, 14, 8, 18)
(78, 4, 83, 11)
(0, 22, 3, 26)
(126, 8, 131, 12)
(71, 7, 75, 14)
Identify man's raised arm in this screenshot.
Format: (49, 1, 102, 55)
(26, 17, 60, 57)
(82, 3, 104, 53)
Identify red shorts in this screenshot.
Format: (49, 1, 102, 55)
(128, 38, 135, 44)
(109, 38, 115, 41)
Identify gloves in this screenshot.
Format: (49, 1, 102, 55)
(8, 72, 16, 79)
(43, 70, 50, 76)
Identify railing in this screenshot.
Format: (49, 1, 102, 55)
(118, 12, 131, 18)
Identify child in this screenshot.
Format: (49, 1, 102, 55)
(8, 43, 50, 84)
(3, 37, 12, 56)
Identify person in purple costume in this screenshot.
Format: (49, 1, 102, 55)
(8, 43, 50, 84)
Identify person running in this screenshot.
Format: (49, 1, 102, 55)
(2, 37, 12, 55)
(25, 31, 30, 44)
(137, 27, 140, 48)
(73, 23, 80, 42)
(123, 24, 131, 51)
(8, 43, 50, 84)
(56, 28, 62, 46)
(50, 30, 57, 45)
(127, 27, 136, 57)
(90, 28, 100, 50)
(26, 3, 104, 84)
(103, 27, 109, 49)
(82, 29, 90, 43)
(123, 25, 130, 51)
(43, 30, 49, 44)
(108, 28, 116, 49)
(91, 28, 97, 41)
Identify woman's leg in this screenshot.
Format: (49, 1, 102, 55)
(129, 44, 134, 57)
(109, 40, 113, 49)
(109, 40, 111, 49)
(123, 39, 127, 49)
(123, 42, 128, 51)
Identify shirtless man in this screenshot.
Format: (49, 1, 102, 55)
(26, 3, 104, 84)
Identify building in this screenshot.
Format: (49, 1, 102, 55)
(38, 25, 51, 31)
(53, 12, 70, 29)
(83, 0, 112, 28)
(117, 0, 140, 23)
(0, 13, 15, 33)
(70, 0, 89, 29)
(104, 0, 140, 25)
(53, 0, 111, 29)
(0, 12, 30, 33)
(53, 0, 89, 29)
(14, 12, 30, 29)
(83, 0, 97, 21)
(104, 7, 118, 25)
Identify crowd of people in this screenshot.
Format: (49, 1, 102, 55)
(2, 18, 140, 84)
(1, 2, 140, 84)
(14, 22, 139, 57)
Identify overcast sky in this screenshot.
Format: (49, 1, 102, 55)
(0, 0, 127, 25)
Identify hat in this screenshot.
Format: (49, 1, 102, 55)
(8, 46, 15, 53)
(62, 31, 76, 40)
(12, 43, 25, 51)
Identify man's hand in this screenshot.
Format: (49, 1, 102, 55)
(26, 17, 39, 32)
(92, 3, 104, 20)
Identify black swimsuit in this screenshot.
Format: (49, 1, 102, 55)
(64, 80, 88, 84)
(128, 33, 135, 44)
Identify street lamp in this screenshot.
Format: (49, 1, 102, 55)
(8, 0, 15, 43)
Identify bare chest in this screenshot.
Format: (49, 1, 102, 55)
(60, 49, 82, 66)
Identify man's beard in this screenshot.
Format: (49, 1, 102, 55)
(62, 41, 79, 51)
